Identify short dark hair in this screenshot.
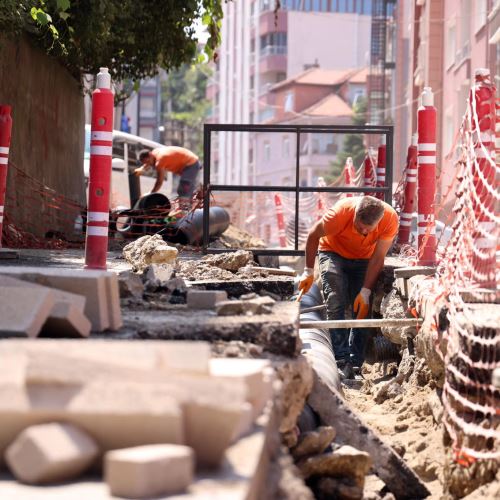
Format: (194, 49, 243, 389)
(138, 149, 152, 162)
(355, 196, 385, 226)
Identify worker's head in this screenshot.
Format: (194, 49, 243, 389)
(354, 196, 385, 236)
(138, 149, 154, 166)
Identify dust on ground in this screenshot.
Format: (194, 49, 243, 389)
(343, 360, 446, 499)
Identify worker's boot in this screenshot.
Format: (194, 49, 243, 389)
(337, 360, 355, 380)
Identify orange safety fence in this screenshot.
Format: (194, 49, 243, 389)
(406, 72, 499, 461)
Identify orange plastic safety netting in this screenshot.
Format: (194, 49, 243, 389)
(410, 72, 499, 461)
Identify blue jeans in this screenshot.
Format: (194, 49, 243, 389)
(177, 161, 201, 198)
(318, 251, 369, 366)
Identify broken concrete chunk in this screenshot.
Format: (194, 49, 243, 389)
(202, 250, 253, 271)
(118, 270, 144, 299)
(316, 476, 363, 500)
(143, 263, 175, 285)
(291, 426, 336, 460)
(105, 444, 194, 499)
(0, 287, 55, 338)
(426, 391, 444, 424)
(216, 296, 275, 316)
(5, 422, 98, 484)
(123, 234, 178, 271)
(186, 289, 228, 309)
(297, 446, 372, 486)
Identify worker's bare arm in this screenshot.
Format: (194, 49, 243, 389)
(150, 166, 165, 193)
(304, 219, 326, 269)
(362, 238, 394, 290)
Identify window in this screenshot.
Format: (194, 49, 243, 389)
(338, 0, 347, 12)
(446, 22, 456, 68)
(284, 92, 294, 112)
(282, 136, 290, 158)
(460, 0, 471, 59)
(474, 0, 487, 33)
(444, 111, 454, 157)
(264, 141, 271, 162)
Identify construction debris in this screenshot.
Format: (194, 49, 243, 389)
(122, 234, 178, 272)
(214, 223, 266, 249)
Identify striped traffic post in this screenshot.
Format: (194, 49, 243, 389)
(376, 137, 386, 200)
(84, 68, 114, 269)
(417, 87, 437, 265)
(398, 133, 418, 244)
(470, 68, 497, 289)
(0, 105, 12, 247)
(363, 148, 376, 196)
(273, 193, 287, 247)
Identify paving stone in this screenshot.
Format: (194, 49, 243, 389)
(0, 287, 55, 338)
(187, 289, 228, 309)
(0, 275, 90, 338)
(216, 296, 274, 316)
(0, 266, 113, 331)
(105, 444, 194, 498)
(184, 400, 253, 468)
(209, 358, 274, 419)
(5, 423, 98, 484)
(104, 273, 122, 330)
(41, 302, 91, 338)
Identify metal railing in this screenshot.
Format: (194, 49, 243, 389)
(202, 123, 394, 256)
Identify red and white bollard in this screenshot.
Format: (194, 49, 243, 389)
(376, 138, 386, 200)
(417, 87, 437, 265)
(0, 105, 12, 248)
(344, 157, 355, 197)
(470, 68, 497, 289)
(398, 133, 418, 245)
(316, 176, 326, 220)
(84, 68, 114, 270)
(273, 193, 287, 248)
(363, 148, 376, 196)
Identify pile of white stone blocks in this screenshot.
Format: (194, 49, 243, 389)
(0, 339, 275, 499)
(0, 266, 122, 337)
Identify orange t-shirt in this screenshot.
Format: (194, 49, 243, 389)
(152, 147, 198, 175)
(319, 197, 399, 259)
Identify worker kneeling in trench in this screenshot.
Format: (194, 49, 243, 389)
(299, 196, 399, 379)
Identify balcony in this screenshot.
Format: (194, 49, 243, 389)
(260, 45, 287, 57)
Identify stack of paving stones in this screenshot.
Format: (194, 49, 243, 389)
(0, 340, 275, 498)
(0, 267, 122, 337)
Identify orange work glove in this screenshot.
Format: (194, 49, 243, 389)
(297, 267, 314, 301)
(353, 287, 371, 319)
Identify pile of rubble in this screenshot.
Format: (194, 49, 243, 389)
(0, 340, 276, 498)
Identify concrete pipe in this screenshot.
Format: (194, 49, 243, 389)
(163, 207, 230, 245)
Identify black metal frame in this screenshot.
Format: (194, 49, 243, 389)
(203, 123, 394, 256)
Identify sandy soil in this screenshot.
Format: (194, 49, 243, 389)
(343, 361, 446, 499)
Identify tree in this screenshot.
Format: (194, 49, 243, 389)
(161, 64, 212, 158)
(328, 96, 367, 182)
(0, 1, 225, 100)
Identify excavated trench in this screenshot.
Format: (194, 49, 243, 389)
(1, 243, 498, 499)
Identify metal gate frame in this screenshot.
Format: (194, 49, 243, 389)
(202, 123, 394, 256)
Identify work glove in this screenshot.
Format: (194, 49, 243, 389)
(297, 267, 314, 301)
(353, 287, 371, 319)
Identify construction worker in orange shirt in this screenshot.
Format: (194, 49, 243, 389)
(134, 146, 202, 202)
(298, 196, 399, 378)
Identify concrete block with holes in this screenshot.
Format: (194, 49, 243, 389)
(0, 266, 121, 331)
(186, 289, 228, 309)
(5, 422, 98, 484)
(105, 444, 194, 498)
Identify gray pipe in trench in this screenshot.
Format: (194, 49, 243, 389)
(296, 283, 342, 433)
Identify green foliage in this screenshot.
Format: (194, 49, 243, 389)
(161, 64, 212, 158)
(0, 0, 226, 99)
(328, 96, 368, 182)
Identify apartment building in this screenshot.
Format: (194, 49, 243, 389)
(207, 0, 372, 187)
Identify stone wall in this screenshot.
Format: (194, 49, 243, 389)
(0, 35, 85, 239)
